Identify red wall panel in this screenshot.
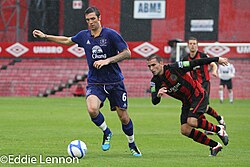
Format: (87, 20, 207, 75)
(219, 0, 250, 42)
(151, 1, 185, 42)
(0, 0, 28, 42)
(89, 0, 121, 33)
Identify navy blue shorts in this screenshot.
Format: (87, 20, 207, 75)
(86, 81, 128, 111)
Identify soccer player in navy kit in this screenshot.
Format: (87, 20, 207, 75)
(33, 7, 141, 157)
(147, 54, 229, 156)
(182, 37, 226, 133)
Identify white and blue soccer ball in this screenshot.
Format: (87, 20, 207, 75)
(67, 140, 87, 158)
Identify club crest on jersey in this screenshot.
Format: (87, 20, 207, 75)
(170, 74, 177, 81)
(99, 38, 107, 46)
(92, 45, 107, 59)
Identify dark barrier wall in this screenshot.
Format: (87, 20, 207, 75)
(185, 0, 219, 41)
(120, 0, 151, 41)
(28, 0, 60, 41)
(63, 0, 88, 36)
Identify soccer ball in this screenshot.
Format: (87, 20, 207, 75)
(67, 140, 87, 158)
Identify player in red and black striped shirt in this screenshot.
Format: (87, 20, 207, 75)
(147, 54, 229, 156)
(182, 37, 226, 132)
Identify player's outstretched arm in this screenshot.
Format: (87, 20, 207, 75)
(186, 57, 228, 69)
(32, 29, 74, 46)
(173, 57, 228, 72)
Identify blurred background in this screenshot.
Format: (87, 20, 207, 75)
(0, 0, 249, 99)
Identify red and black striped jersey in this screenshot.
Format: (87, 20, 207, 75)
(151, 64, 204, 105)
(183, 51, 210, 84)
(150, 57, 219, 106)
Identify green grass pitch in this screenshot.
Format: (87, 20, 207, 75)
(0, 97, 250, 166)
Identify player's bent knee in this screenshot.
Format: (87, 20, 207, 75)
(116, 107, 130, 124)
(87, 106, 98, 113)
(187, 122, 196, 128)
(187, 118, 198, 127)
(181, 124, 192, 136)
(180, 128, 190, 136)
(87, 107, 99, 118)
(119, 115, 130, 124)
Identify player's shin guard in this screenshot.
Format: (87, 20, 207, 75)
(188, 129, 218, 147)
(122, 119, 135, 148)
(91, 112, 111, 135)
(197, 118, 219, 133)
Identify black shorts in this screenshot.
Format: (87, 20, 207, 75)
(202, 81, 210, 104)
(180, 92, 208, 125)
(220, 79, 232, 89)
(202, 81, 210, 97)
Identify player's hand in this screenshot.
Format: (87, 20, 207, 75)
(33, 29, 47, 39)
(93, 59, 110, 69)
(218, 57, 228, 66)
(157, 87, 168, 97)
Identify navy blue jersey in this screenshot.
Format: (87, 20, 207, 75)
(71, 27, 128, 84)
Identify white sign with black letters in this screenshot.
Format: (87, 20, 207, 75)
(134, 1, 166, 19)
(190, 19, 214, 32)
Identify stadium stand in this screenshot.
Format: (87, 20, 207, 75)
(0, 58, 22, 70)
(0, 58, 249, 98)
(0, 59, 87, 96)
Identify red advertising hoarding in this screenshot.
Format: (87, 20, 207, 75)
(0, 42, 249, 59)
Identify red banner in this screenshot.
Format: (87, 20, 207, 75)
(0, 42, 249, 59)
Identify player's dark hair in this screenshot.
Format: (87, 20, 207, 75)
(85, 6, 100, 18)
(188, 36, 198, 44)
(146, 54, 163, 63)
(188, 36, 197, 41)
